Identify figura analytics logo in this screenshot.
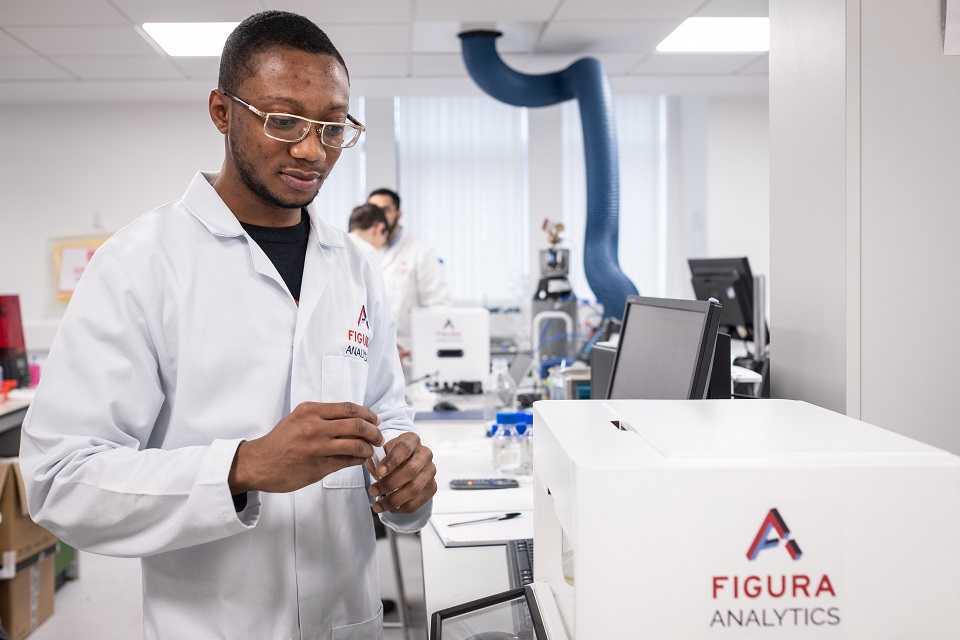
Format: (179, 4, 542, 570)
(346, 306, 371, 361)
(709, 507, 839, 631)
(747, 508, 803, 561)
(357, 305, 370, 330)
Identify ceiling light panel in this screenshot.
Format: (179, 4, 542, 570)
(141, 22, 239, 57)
(657, 17, 769, 53)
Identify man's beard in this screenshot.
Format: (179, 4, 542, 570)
(230, 130, 326, 210)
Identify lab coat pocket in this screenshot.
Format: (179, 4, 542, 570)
(321, 354, 369, 405)
(332, 605, 383, 640)
(321, 465, 366, 489)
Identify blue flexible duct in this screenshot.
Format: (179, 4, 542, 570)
(459, 30, 638, 319)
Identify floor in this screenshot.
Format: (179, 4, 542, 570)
(28, 533, 428, 640)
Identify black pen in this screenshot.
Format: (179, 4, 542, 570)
(448, 512, 522, 527)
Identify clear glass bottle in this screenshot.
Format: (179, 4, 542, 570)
(483, 357, 517, 424)
(492, 412, 523, 475)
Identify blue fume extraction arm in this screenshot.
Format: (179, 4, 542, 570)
(458, 30, 638, 319)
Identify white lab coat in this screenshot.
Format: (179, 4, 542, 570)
(20, 172, 430, 640)
(347, 230, 379, 257)
(378, 229, 450, 350)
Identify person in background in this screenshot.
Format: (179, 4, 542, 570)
(367, 188, 451, 366)
(348, 202, 389, 252)
(18, 11, 436, 639)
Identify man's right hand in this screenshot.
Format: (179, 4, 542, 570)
(228, 402, 384, 494)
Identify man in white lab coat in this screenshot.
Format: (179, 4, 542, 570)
(367, 188, 451, 364)
(19, 11, 436, 640)
(348, 202, 390, 254)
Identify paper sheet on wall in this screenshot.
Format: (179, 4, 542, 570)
(52, 235, 111, 302)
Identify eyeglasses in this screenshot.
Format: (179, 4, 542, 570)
(221, 90, 365, 149)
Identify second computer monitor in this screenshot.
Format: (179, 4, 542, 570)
(688, 257, 759, 342)
(606, 296, 722, 400)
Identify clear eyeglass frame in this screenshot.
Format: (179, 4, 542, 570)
(221, 90, 365, 149)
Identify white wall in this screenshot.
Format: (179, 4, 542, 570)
(770, 0, 960, 453)
(0, 102, 223, 347)
(705, 96, 770, 313)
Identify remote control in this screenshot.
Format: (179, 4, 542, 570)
(449, 478, 519, 490)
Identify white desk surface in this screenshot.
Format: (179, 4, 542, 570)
(417, 419, 525, 629)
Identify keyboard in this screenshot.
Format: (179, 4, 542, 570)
(506, 538, 534, 589)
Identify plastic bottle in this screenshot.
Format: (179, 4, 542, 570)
(492, 412, 523, 475)
(518, 413, 533, 475)
(483, 357, 517, 424)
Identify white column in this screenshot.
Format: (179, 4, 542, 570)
(769, 0, 854, 414)
(364, 97, 397, 192)
(771, 0, 960, 454)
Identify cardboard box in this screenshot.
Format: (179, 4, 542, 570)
(0, 550, 55, 640)
(0, 461, 58, 579)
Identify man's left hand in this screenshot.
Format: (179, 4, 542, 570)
(366, 432, 437, 514)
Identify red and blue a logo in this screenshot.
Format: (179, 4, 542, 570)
(357, 305, 370, 330)
(747, 508, 803, 561)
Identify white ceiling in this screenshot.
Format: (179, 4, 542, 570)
(0, 0, 768, 104)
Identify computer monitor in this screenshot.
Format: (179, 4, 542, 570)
(606, 296, 722, 400)
(688, 257, 765, 342)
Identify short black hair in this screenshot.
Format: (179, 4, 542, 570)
(368, 188, 400, 210)
(218, 11, 348, 94)
(349, 203, 388, 232)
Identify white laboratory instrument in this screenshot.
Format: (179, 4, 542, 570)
(411, 307, 490, 389)
(526, 399, 960, 638)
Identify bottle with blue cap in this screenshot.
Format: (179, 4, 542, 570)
(492, 411, 523, 475)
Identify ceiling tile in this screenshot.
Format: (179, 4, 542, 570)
(110, 0, 265, 23)
(0, 0, 127, 26)
(413, 0, 561, 22)
(0, 57, 73, 80)
(172, 57, 222, 81)
(413, 21, 540, 54)
(0, 30, 35, 56)
(53, 56, 186, 80)
(321, 23, 410, 54)
(411, 54, 466, 77)
(266, 0, 413, 24)
(696, 0, 769, 18)
(504, 52, 643, 75)
(736, 54, 769, 75)
(7, 26, 159, 57)
(347, 54, 410, 78)
(553, 0, 704, 21)
(631, 53, 764, 75)
(538, 21, 678, 54)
